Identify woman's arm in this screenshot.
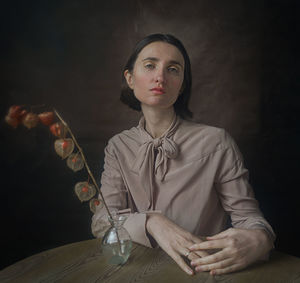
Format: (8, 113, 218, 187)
(187, 131, 275, 275)
(91, 141, 152, 247)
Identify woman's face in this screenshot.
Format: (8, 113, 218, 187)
(124, 41, 185, 111)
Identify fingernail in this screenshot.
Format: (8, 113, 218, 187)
(196, 266, 203, 272)
(187, 269, 193, 275)
(191, 261, 196, 266)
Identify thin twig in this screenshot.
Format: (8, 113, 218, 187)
(53, 109, 113, 220)
(53, 109, 124, 255)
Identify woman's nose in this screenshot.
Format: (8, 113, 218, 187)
(155, 69, 166, 84)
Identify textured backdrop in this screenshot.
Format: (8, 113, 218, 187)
(0, 0, 299, 269)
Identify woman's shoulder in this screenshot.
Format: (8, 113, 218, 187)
(105, 124, 141, 152)
(178, 119, 229, 142)
(176, 119, 237, 155)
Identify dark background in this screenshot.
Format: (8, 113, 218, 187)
(0, 0, 299, 269)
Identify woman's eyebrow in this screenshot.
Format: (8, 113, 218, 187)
(142, 57, 183, 68)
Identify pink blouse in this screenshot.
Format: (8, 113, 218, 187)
(91, 116, 275, 247)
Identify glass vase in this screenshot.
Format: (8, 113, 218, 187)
(101, 214, 132, 265)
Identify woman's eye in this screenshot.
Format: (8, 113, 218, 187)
(145, 63, 155, 70)
(168, 67, 179, 73)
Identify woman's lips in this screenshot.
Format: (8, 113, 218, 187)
(150, 87, 166, 95)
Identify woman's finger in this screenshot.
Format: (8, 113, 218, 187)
(191, 250, 228, 266)
(194, 257, 234, 273)
(189, 233, 206, 243)
(189, 238, 227, 251)
(189, 234, 210, 257)
(181, 248, 192, 258)
(169, 250, 194, 275)
(206, 229, 231, 240)
(210, 263, 245, 275)
(190, 250, 210, 258)
(188, 252, 200, 261)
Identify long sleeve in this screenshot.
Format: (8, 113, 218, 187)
(91, 141, 152, 247)
(214, 131, 276, 243)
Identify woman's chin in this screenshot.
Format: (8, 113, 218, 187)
(139, 97, 176, 109)
(141, 102, 174, 111)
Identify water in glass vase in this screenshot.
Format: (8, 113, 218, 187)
(102, 240, 132, 264)
(101, 214, 132, 265)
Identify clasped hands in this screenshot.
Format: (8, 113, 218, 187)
(146, 214, 273, 276)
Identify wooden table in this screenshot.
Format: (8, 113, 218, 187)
(1, 239, 300, 283)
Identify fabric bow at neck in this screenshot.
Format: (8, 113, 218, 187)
(131, 116, 180, 209)
(132, 136, 178, 179)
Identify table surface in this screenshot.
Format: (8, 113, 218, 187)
(1, 239, 300, 283)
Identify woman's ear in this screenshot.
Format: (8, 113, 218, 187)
(124, 70, 134, 90)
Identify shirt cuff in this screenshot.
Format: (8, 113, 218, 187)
(248, 221, 276, 246)
(123, 213, 153, 248)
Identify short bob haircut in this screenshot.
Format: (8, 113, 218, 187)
(120, 33, 193, 119)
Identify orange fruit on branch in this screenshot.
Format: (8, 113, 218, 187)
(5, 115, 20, 128)
(54, 138, 74, 159)
(74, 182, 96, 202)
(8, 105, 23, 119)
(22, 112, 39, 129)
(89, 198, 103, 213)
(49, 122, 64, 137)
(66, 153, 84, 172)
(38, 112, 54, 126)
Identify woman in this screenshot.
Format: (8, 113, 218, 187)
(92, 34, 275, 276)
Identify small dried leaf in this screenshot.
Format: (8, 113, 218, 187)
(67, 153, 84, 172)
(54, 138, 74, 159)
(74, 181, 96, 202)
(89, 198, 103, 213)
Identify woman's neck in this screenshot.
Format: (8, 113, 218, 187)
(141, 105, 176, 138)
